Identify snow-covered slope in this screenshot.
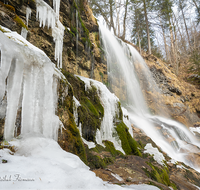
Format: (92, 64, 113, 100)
(0, 136, 159, 190)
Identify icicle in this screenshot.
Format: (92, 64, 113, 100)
(4, 57, 24, 140)
(52, 20, 65, 68)
(35, 0, 64, 68)
(73, 96, 80, 126)
(0, 47, 13, 102)
(26, 6, 32, 26)
(21, 27, 28, 39)
(53, 0, 61, 18)
(36, 0, 56, 29)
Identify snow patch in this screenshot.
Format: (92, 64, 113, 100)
(144, 143, 166, 165)
(111, 173, 123, 182)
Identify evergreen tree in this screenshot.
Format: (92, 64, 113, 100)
(131, 0, 157, 54)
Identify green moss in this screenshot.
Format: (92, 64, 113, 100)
(90, 144, 105, 153)
(66, 27, 75, 38)
(14, 16, 28, 30)
(81, 97, 99, 117)
(85, 142, 116, 169)
(61, 70, 104, 142)
(78, 106, 98, 141)
(86, 149, 106, 169)
(71, 25, 78, 34)
(143, 162, 177, 189)
(72, 0, 92, 48)
(58, 77, 87, 164)
(81, 37, 87, 44)
(117, 102, 123, 120)
(116, 122, 141, 156)
(2, 3, 15, 12)
(104, 140, 123, 157)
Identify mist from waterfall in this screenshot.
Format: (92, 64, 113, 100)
(99, 24, 200, 172)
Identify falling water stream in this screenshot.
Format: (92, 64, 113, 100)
(99, 24, 200, 171)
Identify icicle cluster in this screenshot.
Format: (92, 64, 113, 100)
(0, 27, 62, 141)
(35, 0, 64, 68)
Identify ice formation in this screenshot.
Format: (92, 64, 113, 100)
(26, 6, 32, 26)
(73, 96, 81, 126)
(53, 0, 61, 18)
(36, 0, 56, 28)
(144, 143, 166, 165)
(52, 20, 65, 68)
(78, 75, 124, 154)
(0, 27, 62, 141)
(36, 0, 64, 68)
(21, 27, 28, 39)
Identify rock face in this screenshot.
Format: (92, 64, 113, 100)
(0, 0, 107, 82)
(144, 55, 200, 127)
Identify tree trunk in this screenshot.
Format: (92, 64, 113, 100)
(192, 0, 200, 15)
(169, 17, 175, 65)
(137, 31, 141, 54)
(109, 0, 116, 35)
(173, 11, 186, 53)
(121, 0, 128, 40)
(143, 0, 151, 54)
(160, 19, 170, 62)
(172, 15, 179, 75)
(115, 0, 121, 37)
(179, 0, 191, 49)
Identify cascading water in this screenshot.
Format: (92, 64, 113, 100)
(99, 24, 200, 171)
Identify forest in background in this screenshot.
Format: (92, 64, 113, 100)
(89, 0, 200, 77)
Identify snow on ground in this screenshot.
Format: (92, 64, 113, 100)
(0, 135, 159, 190)
(144, 143, 166, 166)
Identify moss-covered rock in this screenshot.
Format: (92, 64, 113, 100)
(57, 76, 87, 164)
(116, 122, 141, 156)
(85, 140, 122, 170)
(61, 70, 104, 142)
(143, 162, 177, 189)
(104, 140, 123, 157)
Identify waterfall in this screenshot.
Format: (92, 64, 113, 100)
(99, 24, 200, 171)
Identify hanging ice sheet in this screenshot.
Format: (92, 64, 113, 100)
(0, 26, 62, 141)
